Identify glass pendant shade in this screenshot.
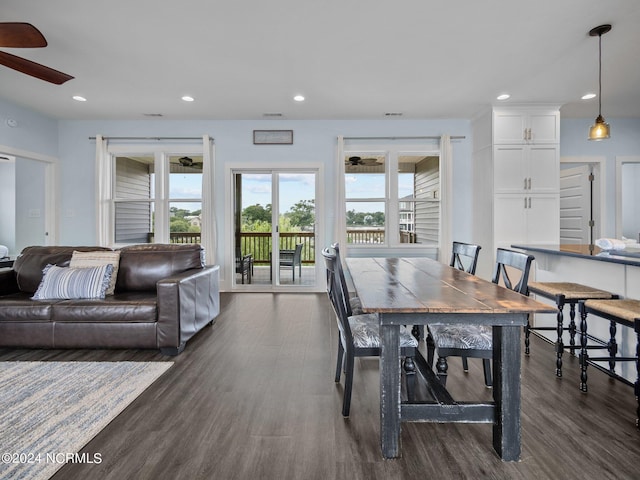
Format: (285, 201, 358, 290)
(588, 114, 610, 140)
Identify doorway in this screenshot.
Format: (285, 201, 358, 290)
(559, 157, 605, 245)
(232, 169, 319, 290)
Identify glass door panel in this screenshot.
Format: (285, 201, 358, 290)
(276, 173, 316, 285)
(233, 170, 317, 289)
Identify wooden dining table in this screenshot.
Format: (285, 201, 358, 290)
(345, 256, 556, 461)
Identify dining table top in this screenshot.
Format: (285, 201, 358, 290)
(345, 256, 556, 316)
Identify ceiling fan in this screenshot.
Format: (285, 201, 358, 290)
(345, 156, 383, 166)
(0, 22, 74, 85)
(178, 156, 203, 169)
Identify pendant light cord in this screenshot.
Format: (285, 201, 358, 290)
(598, 32, 602, 116)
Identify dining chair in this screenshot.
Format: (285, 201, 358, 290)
(418, 242, 481, 341)
(279, 243, 303, 281)
(322, 247, 418, 417)
(427, 247, 534, 387)
(330, 242, 363, 316)
(450, 241, 482, 274)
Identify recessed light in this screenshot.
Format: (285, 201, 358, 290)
(582, 93, 597, 100)
(496, 94, 510, 101)
(293, 95, 305, 102)
(72, 95, 87, 102)
(181, 95, 195, 102)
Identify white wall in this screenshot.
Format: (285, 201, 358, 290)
(560, 117, 640, 237)
(56, 119, 473, 266)
(621, 163, 640, 240)
(0, 157, 15, 254)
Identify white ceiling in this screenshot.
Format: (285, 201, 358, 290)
(2, 0, 639, 121)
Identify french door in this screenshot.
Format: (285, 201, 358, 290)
(232, 168, 319, 290)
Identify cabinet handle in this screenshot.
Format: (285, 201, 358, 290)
(528, 128, 532, 141)
(523, 129, 527, 141)
(524, 197, 527, 209)
(524, 178, 528, 190)
(528, 197, 532, 208)
(528, 177, 532, 189)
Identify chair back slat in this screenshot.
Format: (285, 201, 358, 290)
(322, 247, 354, 343)
(491, 248, 534, 294)
(450, 241, 481, 274)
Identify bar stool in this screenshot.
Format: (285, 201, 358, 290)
(578, 298, 640, 428)
(527, 282, 616, 377)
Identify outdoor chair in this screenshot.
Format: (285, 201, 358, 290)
(279, 243, 303, 281)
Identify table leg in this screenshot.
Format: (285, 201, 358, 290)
(492, 324, 522, 462)
(380, 321, 401, 459)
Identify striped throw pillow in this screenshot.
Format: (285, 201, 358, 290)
(32, 264, 114, 300)
(70, 250, 121, 295)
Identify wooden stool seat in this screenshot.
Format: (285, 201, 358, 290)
(527, 282, 616, 377)
(578, 299, 640, 428)
(528, 282, 614, 301)
(583, 299, 640, 324)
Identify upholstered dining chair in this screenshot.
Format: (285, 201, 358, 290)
(427, 248, 534, 387)
(331, 242, 363, 316)
(322, 247, 418, 417)
(450, 241, 482, 275)
(418, 242, 482, 342)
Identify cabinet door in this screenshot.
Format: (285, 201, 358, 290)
(526, 195, 560, 244)
(494, 195, 527, 248)
(493, 111, 527, 144)
(494, 146, 527, 193)
(528, 146, 559, 193)
(529, 111, 560, 144)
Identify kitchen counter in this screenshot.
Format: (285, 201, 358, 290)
(511, 244, 640, 267)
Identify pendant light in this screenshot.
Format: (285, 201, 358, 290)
(588, 24, 612, 141)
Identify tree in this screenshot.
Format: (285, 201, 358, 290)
(287, 199, 315, 228)
(243, 204, 271, 225)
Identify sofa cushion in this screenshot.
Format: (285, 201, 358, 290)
(52, 292, 157, 323)
(116, 243, 204, 292)
(32, 264, 114, 300)
(70, 250, 121, 295)
(0, 292, 57, 322)
(13, 246, 112, 294)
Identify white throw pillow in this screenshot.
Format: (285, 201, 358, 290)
(32, 264, 114, 300)
(70, 250, 121, 295)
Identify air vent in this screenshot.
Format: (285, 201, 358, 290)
(263, 113, 284, 118)
(143, 113, 163, 117)
(384, 112, 403, 117)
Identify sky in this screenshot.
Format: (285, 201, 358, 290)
(168, 170, 416, 216)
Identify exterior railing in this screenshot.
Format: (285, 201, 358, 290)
(239, 232, 315, 264)
(151, 229, 417, 263)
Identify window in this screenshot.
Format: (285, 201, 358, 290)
(111, 149, 203, 245)
(343, 144, 440, 248)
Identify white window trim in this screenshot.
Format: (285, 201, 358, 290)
(101, 143, 203, 246)
(338, 139, 442, 257)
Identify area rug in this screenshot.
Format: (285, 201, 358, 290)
(0, 361, 172, 480)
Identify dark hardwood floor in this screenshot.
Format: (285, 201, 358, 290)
(1, 293, 638, 480)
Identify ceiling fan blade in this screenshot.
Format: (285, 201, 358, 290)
(0, 23, 47, 48)
(0, 51, 73, 84)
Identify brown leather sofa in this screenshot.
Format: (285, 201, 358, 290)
(0, 243, 220, 355)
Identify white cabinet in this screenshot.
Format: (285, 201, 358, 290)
(494, 145, 559, 194)
(494, 194, 560, 248)
(472, 105, 560, 279)
(493, 108, 560, 144)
